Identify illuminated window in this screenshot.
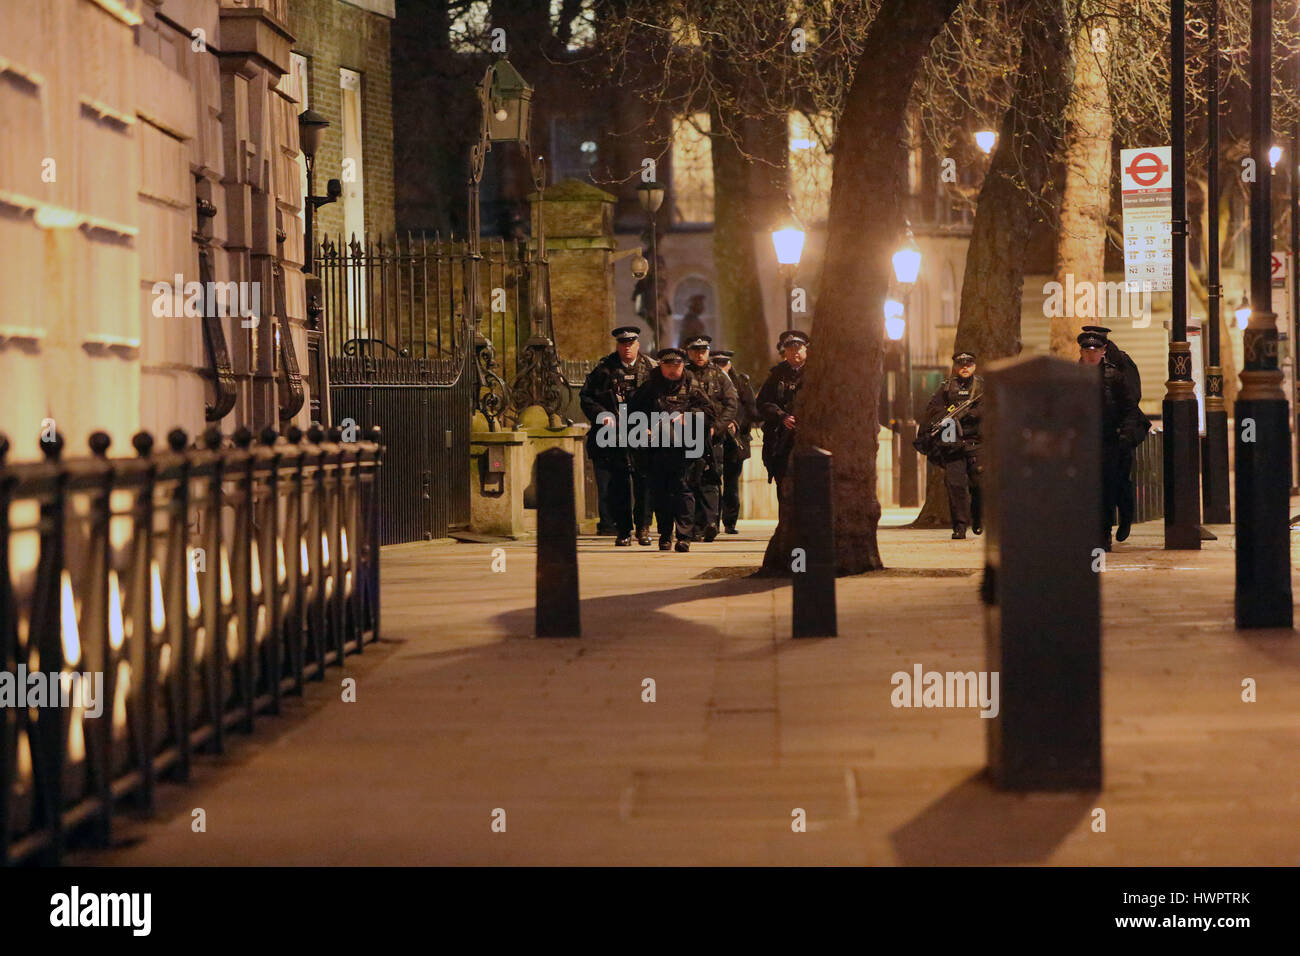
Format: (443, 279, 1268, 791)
(670, 16, 702, 47)
(450, 1, 491, 52)
(789, 111, 832, 225)
(671, 113, 713, 225)
(906, 106, 922, 196)
(552, 0, 595, 50)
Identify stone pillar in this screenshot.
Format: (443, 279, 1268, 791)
(529, 179, 616, 363)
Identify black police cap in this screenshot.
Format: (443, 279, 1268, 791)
(1077, 331, 1107, 349)
(712, 349, 734, 360)
(779, 329, 810, 349)
(684, 335, 712, 349)
(1080, 325, 1112, 338)
(657, 347, 686, 362)
(612, 325, 640, 341)
(953, 351, 976, 364)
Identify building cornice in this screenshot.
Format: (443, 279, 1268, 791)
(339, 0, 395, 18)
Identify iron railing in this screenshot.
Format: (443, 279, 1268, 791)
(1132, 427, 1165, 524)
(0, 424, 383, 865)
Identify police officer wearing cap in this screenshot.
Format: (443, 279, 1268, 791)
(683, 334, 738, 541)
(922, 351, 984, 539)
(579, 325, 657, 546)
(629, 347, 717, 551)
(1079, 327, 1150, 549)
(712, 349, 758, 534)
(756, 329, 808, 499)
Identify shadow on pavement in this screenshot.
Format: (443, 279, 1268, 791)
(890, 770, 1095, 865)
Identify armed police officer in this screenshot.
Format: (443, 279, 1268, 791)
(1078, 327, 1150, 550)
(712, 349, 758, 534)
(920, 351, 984, 540)
(579, 325, 657, 547)
(756, 329, 808, 501)
(683, 335, 738, 542)
(629, 348, 716, 552)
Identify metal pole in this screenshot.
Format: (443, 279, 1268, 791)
(304, 157, 315, 276)
(1236, 0, 1293, 628)
(649, 210, 660, 349)
(1291, 129, 1299, 492)
(1163, 0, 1202, 549)
(899, 295, 919, 507)
(785, 269, 794, 332)
(1203, 0, 1231, 523)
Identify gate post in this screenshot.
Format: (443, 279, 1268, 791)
(983, 355, 1102, 791)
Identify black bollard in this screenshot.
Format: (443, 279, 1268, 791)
(983, 355, 1101, 790)
(535, 447, 580, 638)
(792, 447, 837, 637)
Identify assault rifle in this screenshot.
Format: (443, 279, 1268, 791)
(912, 391, 981, 459)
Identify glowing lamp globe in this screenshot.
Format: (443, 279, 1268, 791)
(1235, 302, 1251, 330)
(975, 130, 997, 155)
(892, 244, 921, 285)
(771, 227, 806, 267)
(884, 298, 905, 340)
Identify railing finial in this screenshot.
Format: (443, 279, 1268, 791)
(132, 430, 154, 457)
(88, 431, 112, 458)
(232, 425, 253, 449)
(167, 428, 188, 453)
(201, 425, 223, 451)
(39, 429, 64, 461)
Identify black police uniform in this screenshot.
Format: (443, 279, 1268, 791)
(629, 359, 716, 550)
(579, 336, 657, 544)
(923, 359, 984, 537)
(757, 364, 804, 497)
(1081, 328, 1150, 547)
(683, 339, 738, 540)
(715, 353, 757, 533)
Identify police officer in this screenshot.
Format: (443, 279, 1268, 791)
(579, 325, 657, 547)
(756, 329, 808, 501)
(683, 334, 738, 542)
(922, 351, 984, 539)
(1079, 328, 1150, 549)
(712, 349, 758, 534)
(629, 348, 716, 552)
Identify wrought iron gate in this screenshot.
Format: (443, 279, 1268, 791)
(317, 234, 482, 544)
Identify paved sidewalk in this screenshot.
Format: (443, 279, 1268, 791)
(76, 512, 1300, 865)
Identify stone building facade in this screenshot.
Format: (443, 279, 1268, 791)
(0, 0, 394, 462)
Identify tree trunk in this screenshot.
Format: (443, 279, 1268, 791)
(1050, 17, 1113, 357)
(762, 0, 962, 574)
(711, 111, 788, 384)
(912, 0, 1072, 528)
(952, 0, 1072, 360)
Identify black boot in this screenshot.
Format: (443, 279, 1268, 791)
(675, 539, 690, 552)
(659, 537, 672, 551)
(615, 536, 632, 547)
(636, 528, 652, 546)
(952, 525, 967, 540)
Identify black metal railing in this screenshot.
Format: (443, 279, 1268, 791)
(0, 424, 383, 865)
(1132, 427, 1165, 524)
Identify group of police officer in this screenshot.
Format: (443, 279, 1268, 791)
(580, 325, 804, 552)
(583, 320, 1146, 553)
(916, 325, 1149, 549)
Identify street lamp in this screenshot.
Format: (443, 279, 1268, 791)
(1269, 144, 1282, 169)
(637, 181, 665, 348)
(771, 222, 806, 331)
(298, 109, 340, 274)
(1235, 296, 1251, 330)
(1203, 0, 1230, 524)
(891, 225, 922, 507)
(884, 297, 906, 341)
(1235, 0, 1292, 626)
(974, 130, 998, 155)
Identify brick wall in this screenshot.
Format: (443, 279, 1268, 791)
(287, 0, 395, 244)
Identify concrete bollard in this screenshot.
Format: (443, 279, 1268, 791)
(792, 447, 837, 638)
(982, 355, 1101, 790)
(535, 447, 580, 638)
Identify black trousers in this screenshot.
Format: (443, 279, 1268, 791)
(593, 457, 616, 531)
(601, 454, 651, 536)
(721, 454, 744, 529)
(1102, 442, 1135, 537)
(942, 449, 982, 530)
(649, 456, 698, 542)
(692, 439, 725, 535)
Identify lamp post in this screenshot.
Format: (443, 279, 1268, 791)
(771, 223, 806, 331)
(467, 59, 565, 427)
(637, 181, 665, 348)
(974, 130, 998, 156)
(1164, 0, 1202, 550)
(892, 225, 922, 507)
(1203, 0, 1231, 524)
(1236, 0, 1293, 628)
(298, 109, 337, 275)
